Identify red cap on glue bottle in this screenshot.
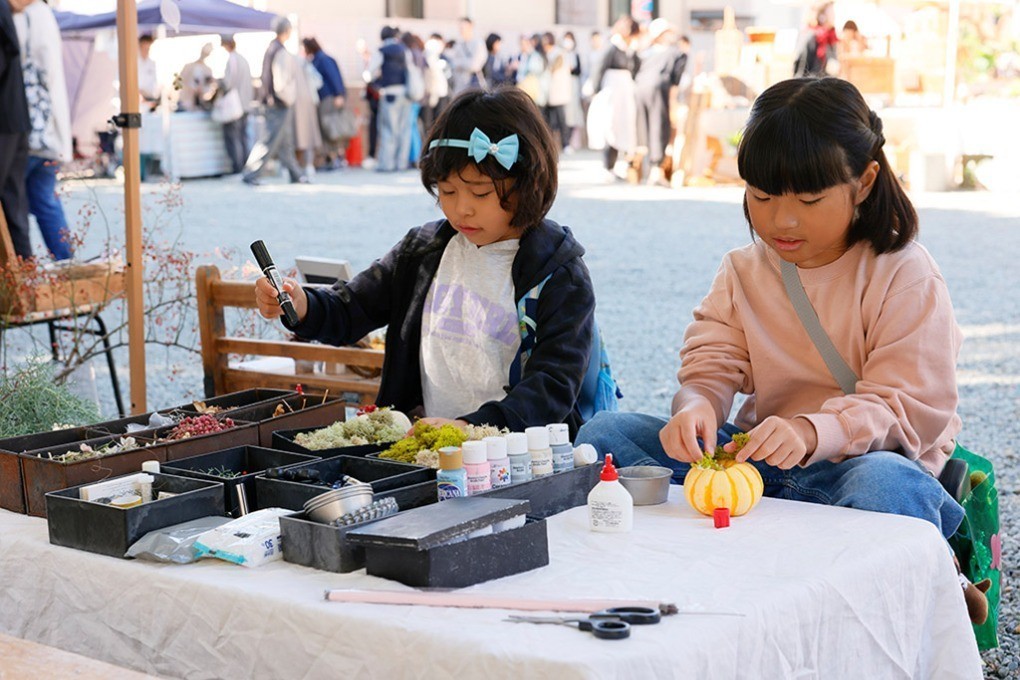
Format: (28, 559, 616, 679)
(600, 454, 619, 482)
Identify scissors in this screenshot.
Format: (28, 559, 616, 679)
(506, 606, 661, 640)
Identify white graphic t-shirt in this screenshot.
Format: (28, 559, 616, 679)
(420, 233, 521, 419)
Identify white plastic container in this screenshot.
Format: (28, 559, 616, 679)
(587, 454, 633, 533)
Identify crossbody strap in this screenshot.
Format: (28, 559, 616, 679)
(780, 259, 859, 395)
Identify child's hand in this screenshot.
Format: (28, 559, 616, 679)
(412, 417, 468, 436)
(659, 397, 718, 464)
(254, 276, 308, 323)
(732, 416, 817, 469)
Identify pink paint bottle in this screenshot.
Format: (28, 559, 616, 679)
(461, 440, 491, 495)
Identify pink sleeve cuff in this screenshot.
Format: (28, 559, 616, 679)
(801, 413, 851, 466)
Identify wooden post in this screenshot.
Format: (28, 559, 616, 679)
(116, 0, 146, 413)
(195, 265, 227, 398)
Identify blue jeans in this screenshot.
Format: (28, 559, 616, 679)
(576, 411, 965, 539)
(376, 92, 411, 172)
(243, 106, 304, 182)
(25, 155, 72, 261)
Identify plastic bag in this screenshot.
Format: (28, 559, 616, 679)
(194, 508, 290, 568)
(125, 516, 231, 563)
(948, 442, 1001, 650)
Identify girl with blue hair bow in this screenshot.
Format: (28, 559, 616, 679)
(255, 87, 598, 436)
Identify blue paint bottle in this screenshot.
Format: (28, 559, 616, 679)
(437, 446, 468, 501)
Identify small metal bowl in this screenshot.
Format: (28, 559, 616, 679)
(618, 466, 672, 505)
(304, 483, 374, 524)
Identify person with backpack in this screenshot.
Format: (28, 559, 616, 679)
(575, 77, 987, 624)
(255, 88, 610, 435)
(365, 25, 413, 172)
(12, 0, 71, 260)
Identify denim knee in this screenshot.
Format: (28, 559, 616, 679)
(823, 451, 965, 539)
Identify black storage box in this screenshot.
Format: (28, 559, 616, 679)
(218, 395, 346, 448)
(256, 455, 435, 511)
(478, 462, 601, 519)
(20, 434, 167, 518)
(162, 446, 319, 516)
(187, 388, 297, 413)
(149, 420, 260, 462)
(280, 480, 438, 573)
(347, 498, 548, 588)
(45, 472, 224, 558)
(271, 427, 393, 459)
(0, 413, 163, 514)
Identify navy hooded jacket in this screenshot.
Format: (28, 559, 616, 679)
(291, 218, 595, 434)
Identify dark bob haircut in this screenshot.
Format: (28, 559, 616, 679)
(737, 77, 917, 254)
(301, 37, 322, 55)
(420, 86, 558, 230)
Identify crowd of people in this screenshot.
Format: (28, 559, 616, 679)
(347, 15, 690, 186)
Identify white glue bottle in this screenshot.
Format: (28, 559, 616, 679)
(587, 454, 633, 533)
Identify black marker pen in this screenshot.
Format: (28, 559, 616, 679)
(251, 240, 300, 326)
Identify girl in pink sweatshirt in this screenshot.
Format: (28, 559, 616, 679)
(577, 76, 966, 540)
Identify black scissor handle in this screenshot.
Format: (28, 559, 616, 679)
(579, 619, 631, 640)
(593, 607, 661, 625)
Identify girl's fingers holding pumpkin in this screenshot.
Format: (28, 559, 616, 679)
(750, 434, 784, 463)
(736, 424, 769, 462)
(701, 423, 717, 459)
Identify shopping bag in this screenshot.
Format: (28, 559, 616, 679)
(948, 442, 1001, 650)
(211, 89, 244, 123)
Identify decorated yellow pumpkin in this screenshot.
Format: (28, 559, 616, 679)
(683, 435, 764, 517)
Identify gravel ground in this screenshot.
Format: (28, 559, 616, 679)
(5, 153, 1018, 673)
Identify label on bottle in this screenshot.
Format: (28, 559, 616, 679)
(490, 461, 512, 488)
(589, 500, 624, 529)
(437, 480, 464, 501)
(509, 454, 532, 484)
(466, 470, 491, 495)
(552, 446, 575, 473)
(530, 449, 553, 478)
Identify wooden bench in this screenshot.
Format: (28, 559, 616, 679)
(0, 632, 158, 679)
(196, 264, 382, 404)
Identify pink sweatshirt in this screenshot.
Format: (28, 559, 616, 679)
(679, 239, 962, 474)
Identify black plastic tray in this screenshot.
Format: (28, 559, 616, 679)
(255, 455, 435, 511)
(162, 446, 319, 516)
(46, 472, 224, 558)
(270, 427, 393, 459)
(280, 480, 438, 573)
(477, 462, 601, 519)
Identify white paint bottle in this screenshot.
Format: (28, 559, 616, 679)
(526, 426, 554, 478)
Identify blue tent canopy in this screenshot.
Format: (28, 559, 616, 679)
(56, 0, 277, 36)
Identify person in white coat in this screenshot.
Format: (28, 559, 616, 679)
(12, 0, 72, 260)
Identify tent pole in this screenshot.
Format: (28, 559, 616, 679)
(944, 0, 960, 106)
(116, 0, 147, 414)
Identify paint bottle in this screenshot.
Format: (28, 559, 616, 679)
(526, 426, 554, 478)
(437, 446, 468, 501)
(485, 436, 512, 489)
(462, 440, 491, 496)
(505, 432, 532, 484)
(573, 443, 599, 467)
(587, 454, 633, 533)
(547, 423, 575, 473)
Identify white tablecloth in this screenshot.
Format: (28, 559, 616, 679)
(0, 489, 981, 679)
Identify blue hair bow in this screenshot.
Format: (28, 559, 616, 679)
(428, 128, 520, 170)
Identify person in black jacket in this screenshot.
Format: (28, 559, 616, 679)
(0, 0, 31, 258)
(255, 87, 596, 435)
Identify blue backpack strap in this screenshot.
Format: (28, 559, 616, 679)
(509, 274, 553, 386)
(509, 273, 622, 423)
